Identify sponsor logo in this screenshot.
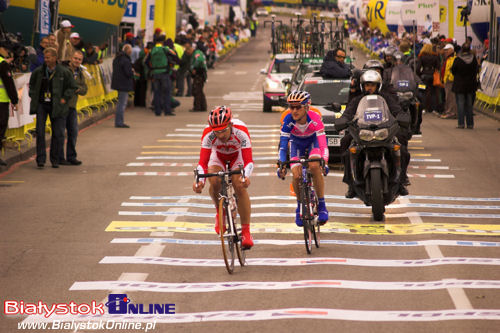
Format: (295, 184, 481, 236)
(106, 294, 175, 315)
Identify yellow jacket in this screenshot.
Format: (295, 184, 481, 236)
(443, 55, 455, 83)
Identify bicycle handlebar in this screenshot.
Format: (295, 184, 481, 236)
(194, 166, 245, 184)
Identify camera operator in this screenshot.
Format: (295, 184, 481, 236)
(0, 42, 19, 166)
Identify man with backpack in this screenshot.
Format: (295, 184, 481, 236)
(146, 35, 177, 116)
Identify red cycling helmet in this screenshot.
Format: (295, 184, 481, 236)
(208, 106, 232, 131)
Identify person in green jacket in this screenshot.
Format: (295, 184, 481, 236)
(60, 50, 88, 165)
(185, 42, 207, 112)
(29, 47, 78, 168)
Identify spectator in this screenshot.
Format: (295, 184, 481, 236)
(97, 42, 108, 63)
(319, 48, 352, 79)
(13, 46, 30, 73)
(30, 36, 48, 71)
(60, 50, 87, 165)
(451, 43, 479, 129)
(440, 44, 457, 119)
(153, 28, 162, 43)
(29, 47, 78, 168)
(111, 44, 134, 128)
(416, 43, 440, 114)
(176, 37, 192, 97)
(48, 33, 58, 50)
(123, 32, 135, 47)
(146, 35, 175, 116)
(55, 19, 73, 60)
(69, 32, 84, 53)
(0, 43, 19, 166)
(185, 42, 207, 112)
(83, 42, 99, 65)
(135, 29, 146, 49)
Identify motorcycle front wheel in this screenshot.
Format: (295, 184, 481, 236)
(370, 168, 385, 221)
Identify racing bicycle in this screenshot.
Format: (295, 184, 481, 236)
(194, 163, 246, 274)
(278, 157, 325, 254)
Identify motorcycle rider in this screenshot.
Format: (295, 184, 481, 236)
(388, 51, 424, 136)
(337, 70, 411, 198)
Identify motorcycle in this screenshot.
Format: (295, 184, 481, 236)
(336, 95, 402, 221)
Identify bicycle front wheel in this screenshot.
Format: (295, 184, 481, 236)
(301, 186, 314, 254)
(218, 198, 235, 274)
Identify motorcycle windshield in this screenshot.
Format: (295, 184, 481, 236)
(354, 95, 394, 127)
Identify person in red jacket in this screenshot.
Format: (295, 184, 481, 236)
(192, 106, 254, 249)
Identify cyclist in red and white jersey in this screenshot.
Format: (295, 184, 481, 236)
(192, 106, 254, 249)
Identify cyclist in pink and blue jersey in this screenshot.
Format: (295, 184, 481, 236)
(277, 90, 329, 226)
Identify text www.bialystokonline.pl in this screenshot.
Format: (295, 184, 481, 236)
(18, 320, 157, 331)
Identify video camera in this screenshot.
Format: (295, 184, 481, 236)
(457, 5, 471, 21)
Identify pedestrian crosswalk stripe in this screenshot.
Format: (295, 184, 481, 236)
(157, 139, 279, 143)
(70, 279, 500, 293)
(120, 171, 454, 178)
(100, 255, 500, 267)
(135, 156, 280, 160)
(128, 194, 500, 202)
(186, 124, 280, 128)
(105, 221, 500, 235)
(139, 151, 278, 155)
(118, 210, 500, 219)
(20, 308, 500, 324)
(110, 237, 500, 247)
(174, 128, 280, 133)
(166, 133, 280, 137)
(121, 201, 500, 210)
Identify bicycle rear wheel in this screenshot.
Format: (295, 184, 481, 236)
(218, 198, 235, 274)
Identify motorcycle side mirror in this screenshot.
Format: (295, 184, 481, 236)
(331, 102, 342, 113)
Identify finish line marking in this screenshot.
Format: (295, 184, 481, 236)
(70, 279, 500, 293)
(175, 128, 281, 133)
(118, 210, 500, 219)
(119, 171, 454, 178)
(22, 308, 500, 324)
(135, 156, 282, 161)
(110, 238, 500, 247)
(99, 256, 500, 267)
(105, 221, 500, 236)
(166, 133, 281, 138)
(120, 201, 500, 210)
(128, 194, 500, 202)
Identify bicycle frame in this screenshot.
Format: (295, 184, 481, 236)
(279, 157, 324, 254)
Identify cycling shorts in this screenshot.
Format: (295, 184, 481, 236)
(290, 136, 321, 169)
(208, 150, 243, 171)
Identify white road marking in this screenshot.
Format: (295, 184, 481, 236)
(400, 196, 474, 310)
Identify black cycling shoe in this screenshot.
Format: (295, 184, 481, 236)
(399, 185, 409, 196)
(345, 186, 356, 199)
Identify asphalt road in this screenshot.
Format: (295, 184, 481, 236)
(1, 19, 500, 332)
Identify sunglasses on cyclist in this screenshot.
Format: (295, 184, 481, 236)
(213, 126, 230, 134)
(289, 104, 304, 110)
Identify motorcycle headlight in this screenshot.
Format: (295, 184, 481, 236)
(373, 128, 389, 140)
(359, 129, 374, 141)
(266, 80, 280, 89)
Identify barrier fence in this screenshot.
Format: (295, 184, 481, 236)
(476, 61, 500, 113)
(3, 58, 117, 152)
